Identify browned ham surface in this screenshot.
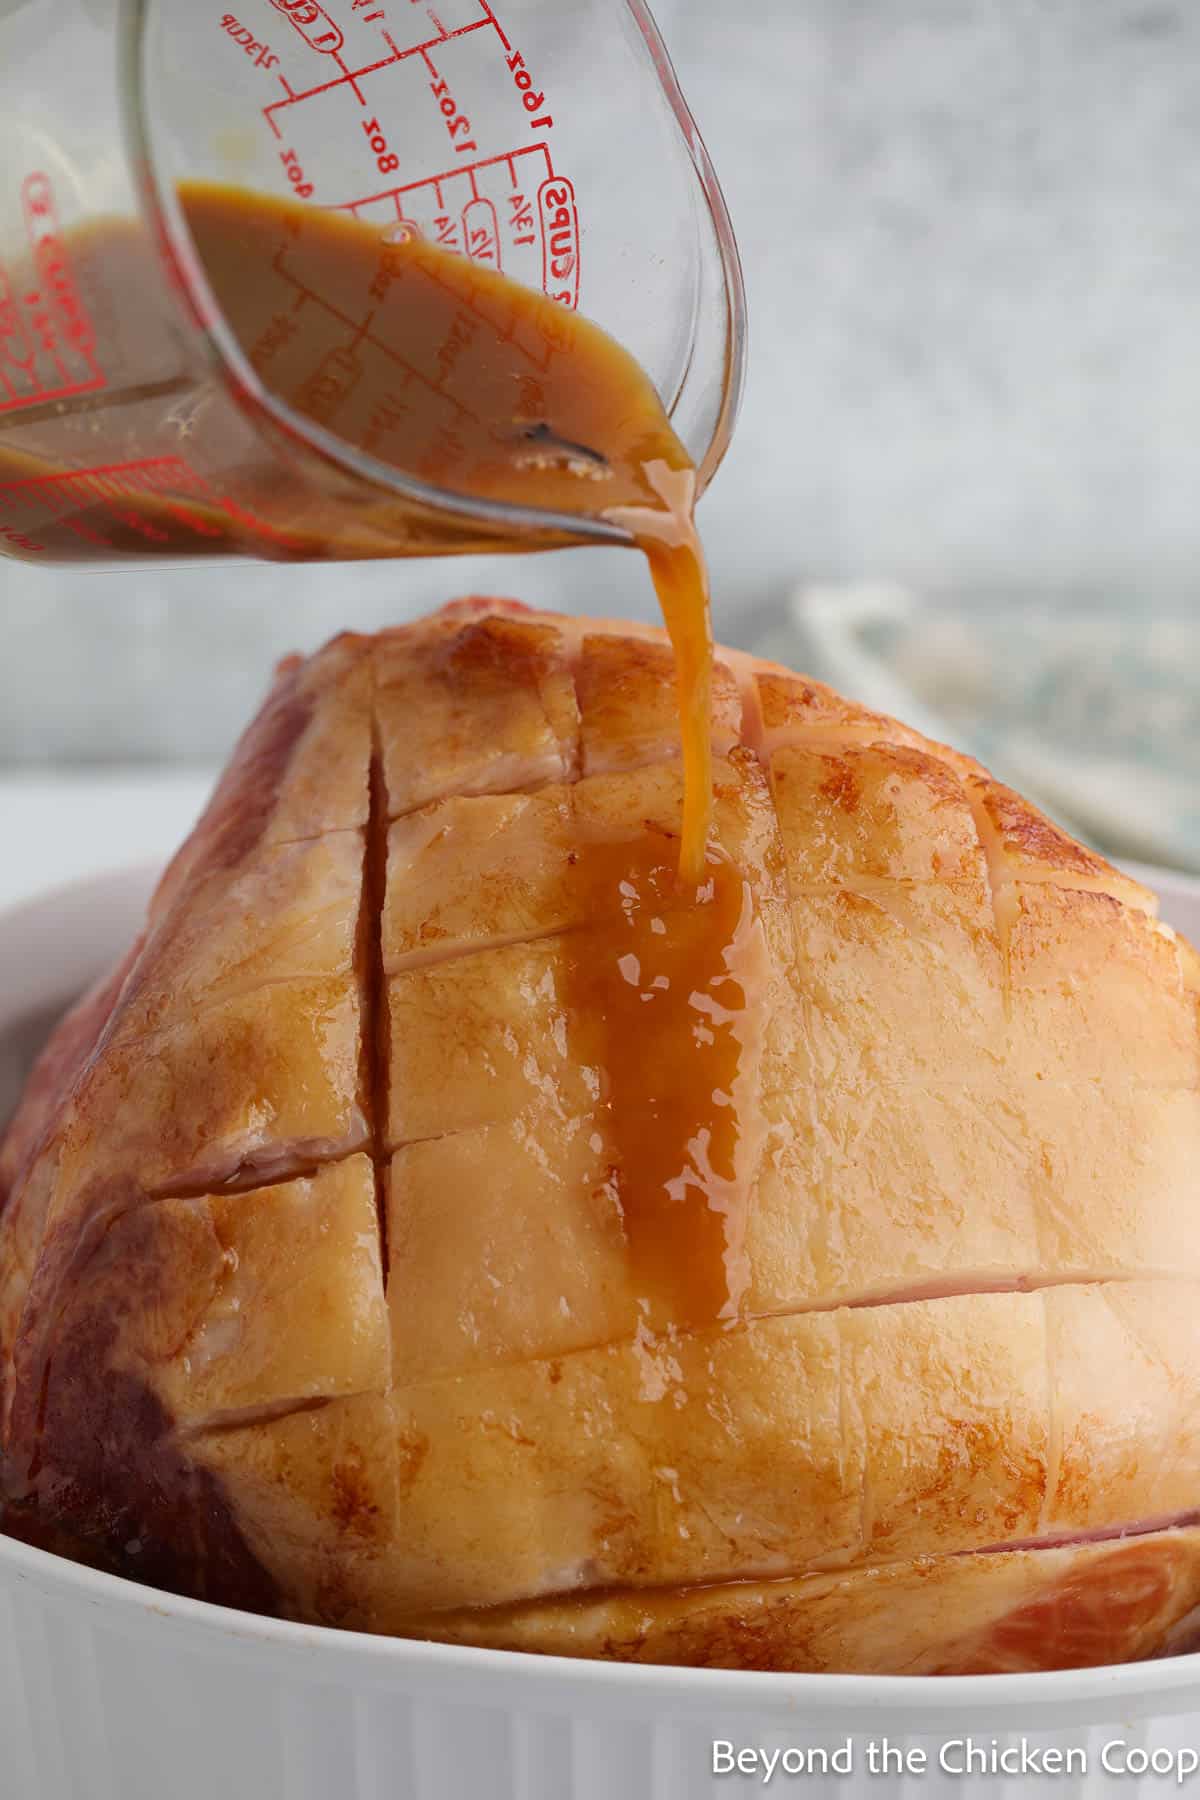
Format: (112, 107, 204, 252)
(2, 598, 1199, 1673)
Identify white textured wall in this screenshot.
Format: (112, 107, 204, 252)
(3, 0, 1198, 762)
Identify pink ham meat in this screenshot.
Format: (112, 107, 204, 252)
(2, 597, 1200, 1672)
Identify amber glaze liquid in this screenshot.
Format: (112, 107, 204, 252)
(568, 842, 757, 1327)
(195, 191, 741, 1326)
(177, 184, 715, 882)
(0, 187, 749, 1325)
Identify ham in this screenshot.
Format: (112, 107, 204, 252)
(2, 597, 1199, 1673)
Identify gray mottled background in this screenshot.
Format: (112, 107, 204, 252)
(3, 0, 1199, 769)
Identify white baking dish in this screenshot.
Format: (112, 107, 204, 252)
(4, 862, 1200, 1800)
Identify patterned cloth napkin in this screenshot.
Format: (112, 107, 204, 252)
(753, 583, 1200, 873)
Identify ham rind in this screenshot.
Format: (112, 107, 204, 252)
(1, 632, 373, 1492)
(3, 598, 1200, 1672)
(399, 1527, 1200, 1675)
(575, 631, 743, 777)
(151, 634, 372, 910)
(0, 951, 140, 1432)
(187, 1285, 1200, 1620)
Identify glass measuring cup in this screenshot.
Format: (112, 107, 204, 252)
(0, 0, 745, 563)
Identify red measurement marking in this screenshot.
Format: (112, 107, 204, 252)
(474, 0, 510, 51)
(333, 51, 367, 103)
(504, 44, 551, 130)
(539, 175, 578, 308)
(0, 174, 104, 414)
(264, 15, 489, 120)
(329, 143, 578, 309)
(217, 13, 282, 71)
(297, 342, 363, 424)
(265, 255, 480, 412)
(0, 457, 300, 552)
(426, 66, 478, 154)
(265, 0, 343, 55)
(338, 140, 551, 219)
(462, 196, 500, 270)
(0, 516, 46, 555)
(280, 147, 315, 199)
(362, 116, 400, 176)
(0, 264, 35, 382)
(256, 2, 580, 307)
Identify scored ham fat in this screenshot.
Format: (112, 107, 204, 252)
(2, 597, 1200, 1674)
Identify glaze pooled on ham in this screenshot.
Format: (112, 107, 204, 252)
(3, 598, 1200, 1672)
